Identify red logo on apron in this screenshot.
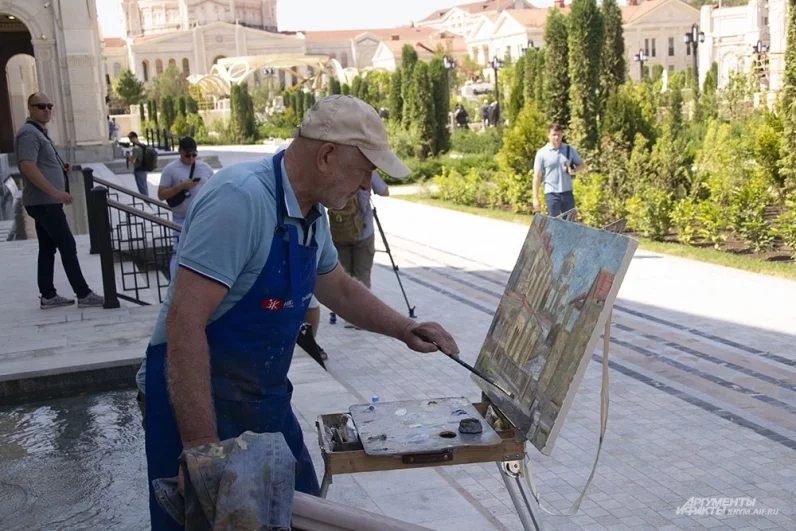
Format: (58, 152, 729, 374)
(261, 298, 284, 311)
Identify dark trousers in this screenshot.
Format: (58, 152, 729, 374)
(545, 191, 576, 218)
(25, 203, 91, 299)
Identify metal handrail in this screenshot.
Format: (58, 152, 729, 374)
(95, 175, 172, 211)
(107, 198, 182, 231)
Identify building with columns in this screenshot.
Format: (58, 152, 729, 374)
(0, 0, 110, 161)
(698, 0, 787, 92)
(464, 0, 700, 82)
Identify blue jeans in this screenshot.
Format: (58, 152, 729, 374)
(545, 191, 576, 217)
(133, 171, 149, 197)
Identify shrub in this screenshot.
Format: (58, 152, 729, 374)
(493, 171, 535, 213)
(670, 197, 698, 245)
(432, 167, 484, 206)
(774, 196, 796, 258)
(450, 128, 503, 155)
(497, 102, 547, 176)
(696, 200, 727, 249)
(626, 187, 672, 240)
(572, 173, 608, 228)
(257, 122, 293, 140)
(728, 176, 774, 251)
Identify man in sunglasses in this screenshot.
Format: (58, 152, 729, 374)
(14, 92, 104, 309)
(157, 136, 214, 277)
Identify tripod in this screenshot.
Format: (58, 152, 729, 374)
(329, 200, 416, 324)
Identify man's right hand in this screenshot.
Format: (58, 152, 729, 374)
(182, 179, 199, 191)
(54, 191, 73, 205)
(532, 197, 541, 211)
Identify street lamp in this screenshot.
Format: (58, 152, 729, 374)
(490, 55, 503, 100)
(752, 39, 769, 54)
(684, 23, 705, 83)
(633, 49, 648, 80)
(522, 39, 538, 55)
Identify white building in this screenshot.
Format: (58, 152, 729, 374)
(464, 0, 701, 82)
(416, 0, 534, 36)
(698, 0, 787, 92)
(1, 0, 110, 161)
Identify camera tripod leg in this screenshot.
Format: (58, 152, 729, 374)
(372, 204, 416, 319)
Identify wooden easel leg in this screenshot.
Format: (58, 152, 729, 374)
(319, 470, 332, 499)
(498, 460, 544, 531)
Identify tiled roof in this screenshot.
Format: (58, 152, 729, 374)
(419, 0, 521, 23)
(102, 37, 127, 48)
(302, 26, 438, 42)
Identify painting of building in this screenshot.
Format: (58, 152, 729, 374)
(473, 215, 637, 455)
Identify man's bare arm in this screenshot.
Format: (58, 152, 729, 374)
(158, 181, 191, 201)
(532, 170, 543, 199)
(314, 266, 459, 355)
(165, 267, 228, 448)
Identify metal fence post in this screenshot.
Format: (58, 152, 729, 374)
(91, 186, 121, 309)
(82, 167, 99, 254)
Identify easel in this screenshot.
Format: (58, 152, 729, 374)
(315, 394, 545, 530)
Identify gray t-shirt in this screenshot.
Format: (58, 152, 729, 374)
(357, 172, 388, 240)
(158, 159, 214, 217)
(14, 120, 66, 207)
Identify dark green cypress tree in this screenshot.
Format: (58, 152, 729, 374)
(429, 56, 451, 155)
(543, 9, 569, 126)
(329, 77, 342, 95)
(389, 68, 403, 123)
(341, 83, 351, 96)
(600, 0, 625, 104)
(400, 45, 419, 128)
(177, 95, 188, 117)
(139, 101, 146, 125)
(508, 56, 526, 123)
(781, 0, 796, 188)
(535, 48, 546, 105)
(524, 48, 537, 105)
(407, 61, 435, 159)
(568, 0, 604, 150)
(351, 76, 362, 99)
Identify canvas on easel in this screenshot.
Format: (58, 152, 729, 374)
(472, 214, 637, 455)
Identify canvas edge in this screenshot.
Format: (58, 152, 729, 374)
(537, 235, 640, 456)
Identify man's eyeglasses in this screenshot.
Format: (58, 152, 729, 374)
(30, 103, 53, 110)
(186, 152, 198, 158)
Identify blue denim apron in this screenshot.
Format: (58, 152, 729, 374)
(144, 151, 320, 530)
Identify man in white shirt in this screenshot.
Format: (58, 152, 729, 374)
(157, 136, 214, 278)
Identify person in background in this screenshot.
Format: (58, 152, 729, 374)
(328, 171, 389, 328)
(157, 136, 214, 278)
(532, 123, 585, 217)
(126, 132, 150, 196)
(14, 92, 105, 309)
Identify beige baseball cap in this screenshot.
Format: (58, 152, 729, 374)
(292, 95, 411, 179)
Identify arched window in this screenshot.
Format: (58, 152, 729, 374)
(113, 63, 122, 77)
(142, 60, 149, 81)
(168, 58, 176, 68)
(156, 59, 163, 75)
(182, 58, 190, 74)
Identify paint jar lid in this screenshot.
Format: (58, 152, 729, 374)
(371, 395, 379, 403)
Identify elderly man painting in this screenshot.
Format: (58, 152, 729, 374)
(142, 95, 459, 530)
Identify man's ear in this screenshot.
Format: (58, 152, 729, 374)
(315, 143, 335, 173)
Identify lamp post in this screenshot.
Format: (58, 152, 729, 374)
(752, 40, 770, 86)
(490, 55, 503, 101)
(521, 39, 538, 55)
(443, 54, 456, 95)
(684, 23, 705, 84)
(633, 49, 648, 80)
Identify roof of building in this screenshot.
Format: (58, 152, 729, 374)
(302, 25, 439, 42)
(102, 37, 127, 48)
(622, 0, 672, 23)
(419, 0, 525, 23)
(501, 7, 570, 28)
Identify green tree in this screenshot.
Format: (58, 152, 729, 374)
(303, 91, 316, 115)
(568, 0, 604, 150)
(351, 76, 363, 99)
(665, 72, 685, 135)
(359, 78, 371, 105)
(698, 61, 719, 120)
(230, 83, 256, 142)
(543, 8, 570, 126)
(341, 83, 351, 96)
(113, 69, 146, 108)
(406, 61, 435, 159)
(401, 45, 419, 128)
(149, 64, 188, 100)
(496, 102, 549, 210)
(600, 0, 625, 102)
(508, 56, 526, 123)
(177, 95, 188, 117)
(535, 48, 546, 105)
(160, 95, 176, 131)
(429, 56, 451, 155)
(600, 84, 653, 148)
(187, 95, 199, 114)
(139, 101, 146, 125)
(329, 77, 342, 95)
(524, 48, 537, 105)
(389, 68, 403, 123)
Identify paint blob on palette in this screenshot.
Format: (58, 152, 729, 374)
(473, 215, 637, 455)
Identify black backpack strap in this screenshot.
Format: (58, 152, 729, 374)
(27, 121, 69, 192)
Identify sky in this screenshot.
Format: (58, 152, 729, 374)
(96, 0, 556, 37)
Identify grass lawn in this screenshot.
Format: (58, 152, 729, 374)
(394, 194, 796, 282)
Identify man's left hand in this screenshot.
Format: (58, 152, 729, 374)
(402, 321, 460, 358)
(64, 162, 71, 173)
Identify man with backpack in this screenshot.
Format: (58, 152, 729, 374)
(127, 131, 156, 196)
(328, 171, 389, 327)
(532, 123, 585, 217)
